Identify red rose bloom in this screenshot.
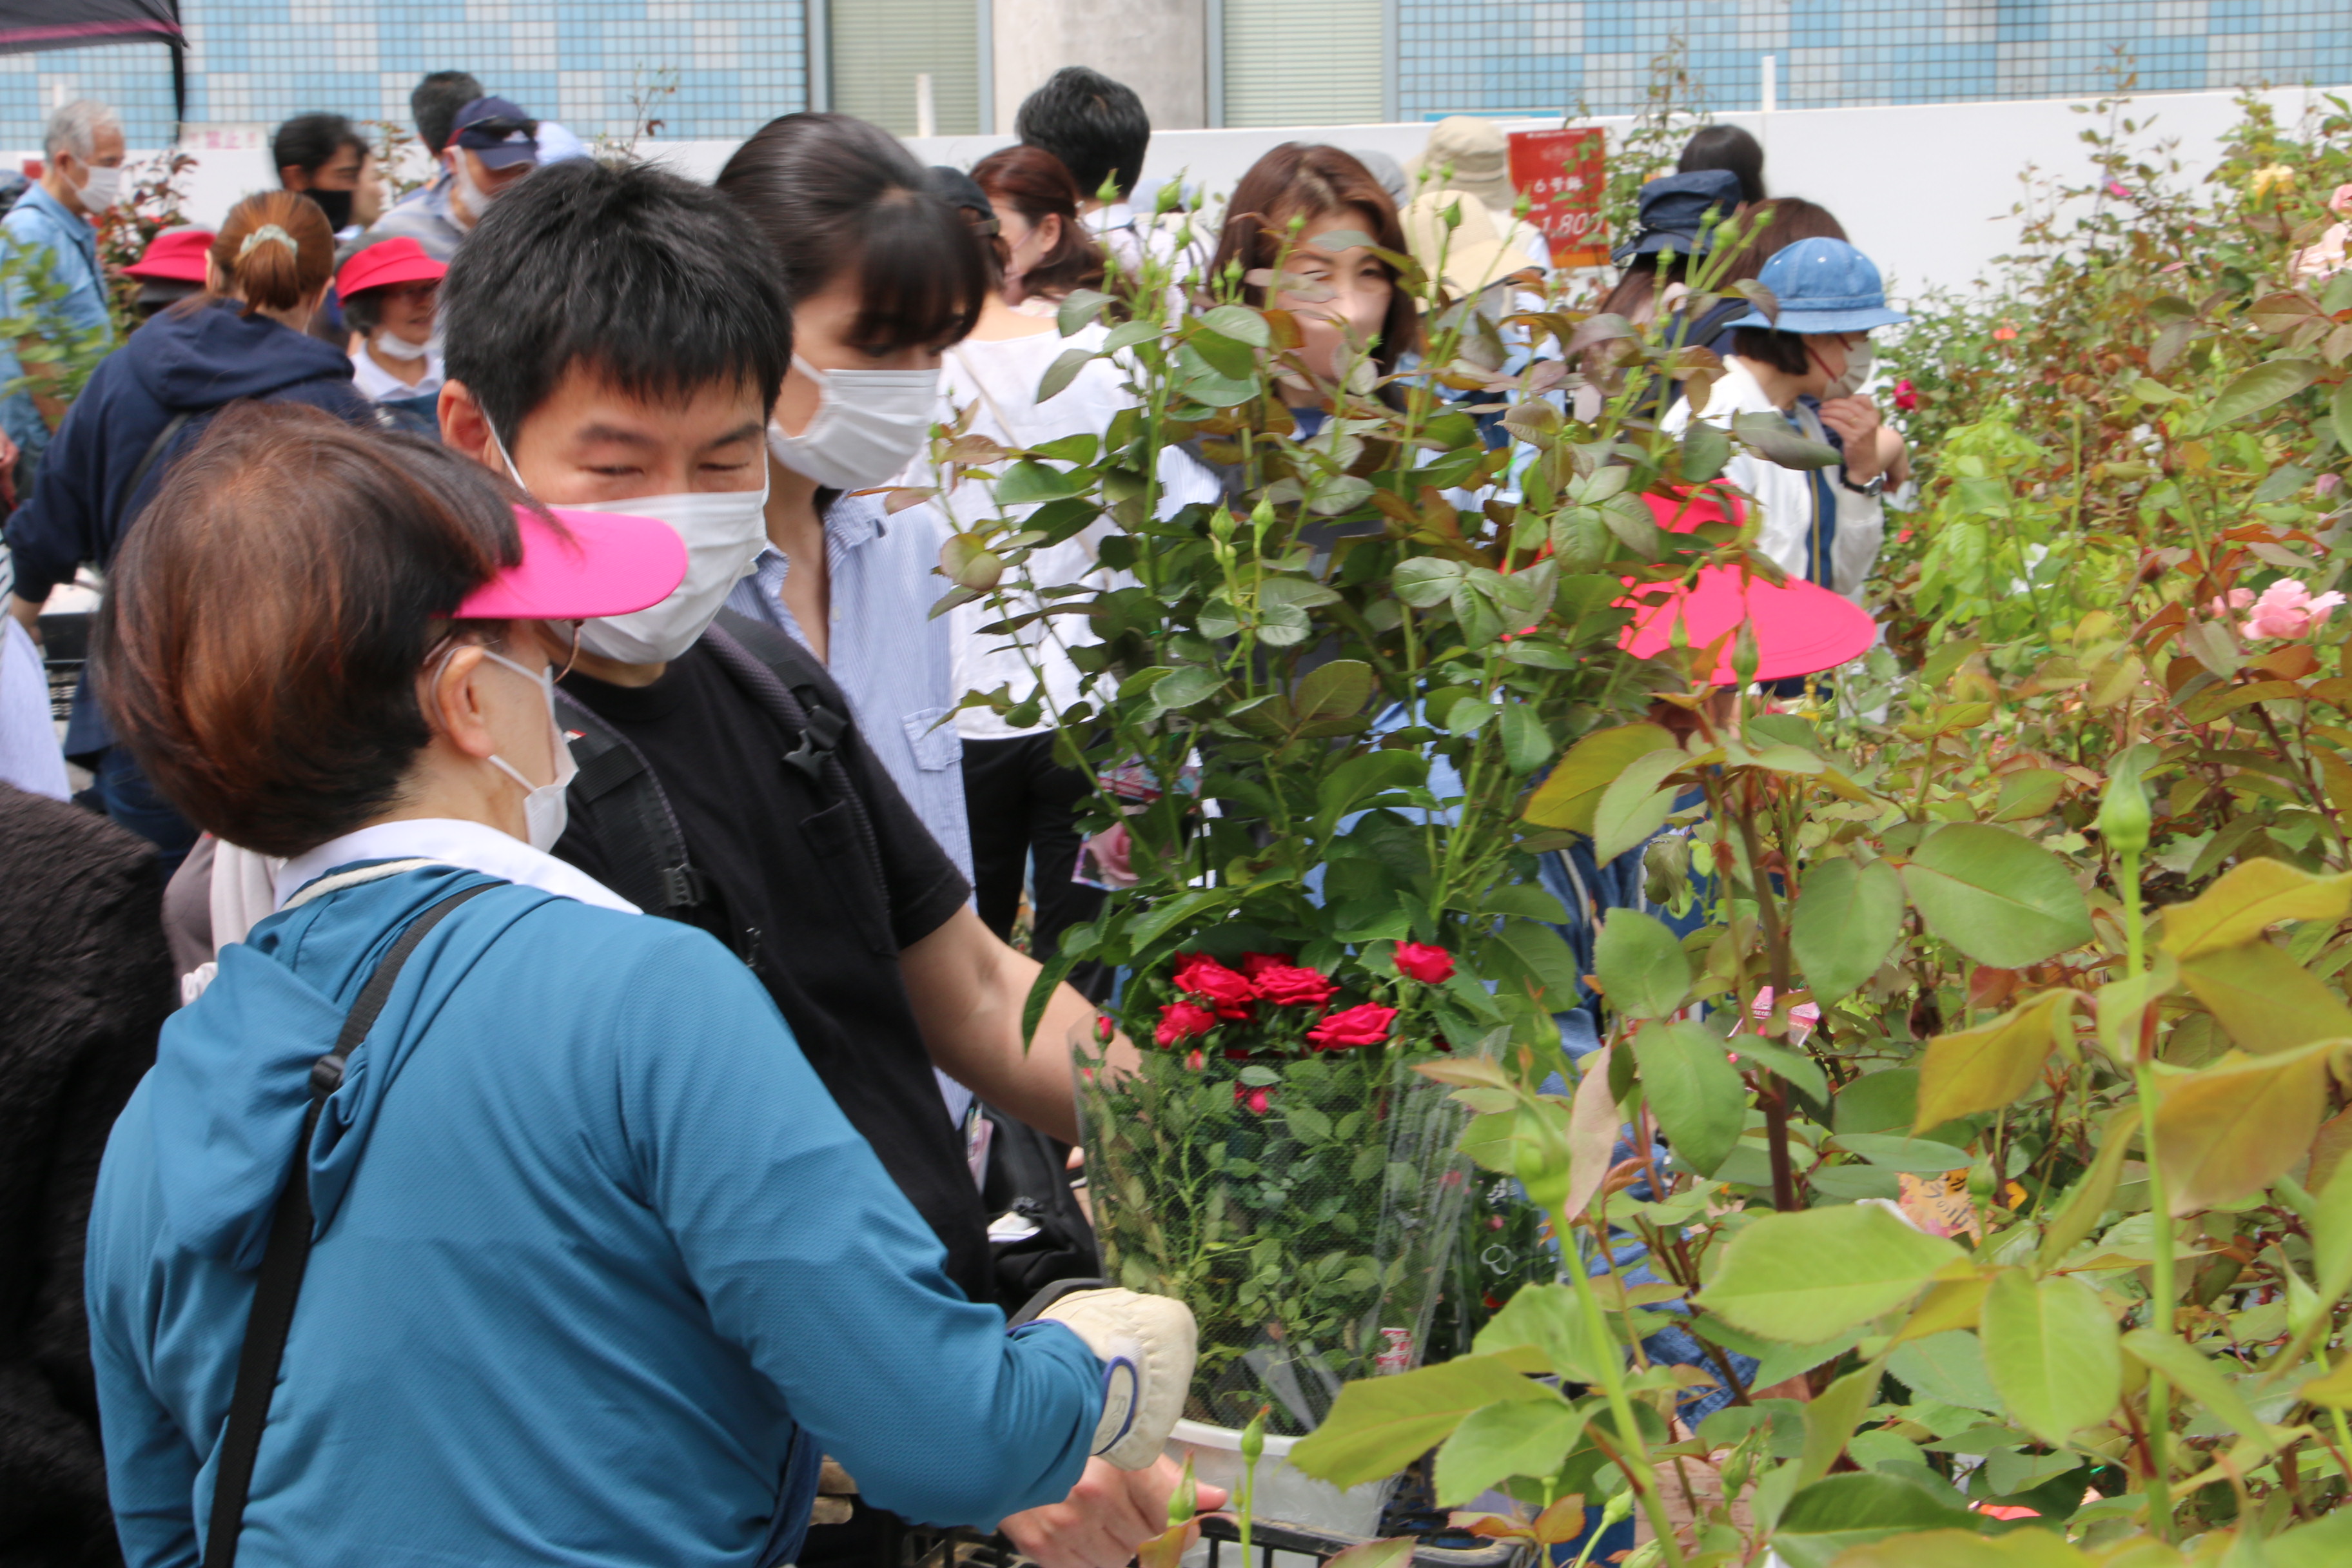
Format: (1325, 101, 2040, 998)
(1240, 953, 1338, 1007)
(1155, 1001, 1217, 1046)
(1892, 378, 1919, 412)
(1234, 1083, 1272, 1114)
(1394, 941, 1455, 984)
(1183, 1049, 1205, 1071)
(1172, 952, 1257, 1019)
(1308, 1003, 1398, 1050)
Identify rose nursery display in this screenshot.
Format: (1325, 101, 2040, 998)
(916, 77, 2352, 1568)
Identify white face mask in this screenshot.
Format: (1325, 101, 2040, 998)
(765, 354, 940, 491)
(373, 329, 431, 361)
(473, 648, 578, 853)
(451, 154, 498, 231)
(1818, 336, 1874, 400)
(76, 162, 124, 211)
(491, 424, 772, 665)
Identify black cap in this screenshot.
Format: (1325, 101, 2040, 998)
(926, 166, 999, 235)
(1611, 169, 1745, 265)
(453, 96, 540, 170)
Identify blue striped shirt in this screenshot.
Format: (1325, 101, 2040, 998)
(723, 492, 973, 883)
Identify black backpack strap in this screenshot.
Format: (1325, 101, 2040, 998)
(703, 612, 890, 903)
(201, 881, 495, 1568)
(553, 689, 709, 917)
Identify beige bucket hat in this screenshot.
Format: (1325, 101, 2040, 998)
(1404, 116, 1518, 216)
(1402, 189, 1542, 298)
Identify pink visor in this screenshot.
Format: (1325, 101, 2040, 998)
(1615, 488, 1877, 682)
(456, 505, 688, 621)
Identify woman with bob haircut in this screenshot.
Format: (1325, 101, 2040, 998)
(81, 404, 1187, 1568)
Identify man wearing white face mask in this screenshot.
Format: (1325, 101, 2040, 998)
(437, 153, 1206, 1568)
(369, 95, 540, 263)
(0, 99, 123, 480)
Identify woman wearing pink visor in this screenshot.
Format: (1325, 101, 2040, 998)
(84, 406, 1179, 1568)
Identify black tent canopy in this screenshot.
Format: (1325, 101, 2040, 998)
(0, 0, 185, 129)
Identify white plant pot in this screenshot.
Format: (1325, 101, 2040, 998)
(1166, 1417, 1393, 1567)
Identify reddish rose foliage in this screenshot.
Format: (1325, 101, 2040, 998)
(1240, 952, 1338, 1006)
(1172, 952, 1256, 1019)
(1393, 941, 1455, 983)
(1309, 1003, 1397, 1050)
(1155, 1001, 1217, 1046)
(1233, 1083, 1272, 1114)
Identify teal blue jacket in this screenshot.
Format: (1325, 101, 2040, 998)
(86, 865, 1100, 1567)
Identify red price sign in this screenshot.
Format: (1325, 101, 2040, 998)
(1507, 127, 1608, 268)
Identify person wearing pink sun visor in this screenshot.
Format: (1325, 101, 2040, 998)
(83, 406, 1192, 1568)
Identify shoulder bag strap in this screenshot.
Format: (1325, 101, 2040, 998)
(701, 615, 890, 904)
(201, 881, 496, 1568)
(121, 410, 195, 522)
(552, 689, 708, 916)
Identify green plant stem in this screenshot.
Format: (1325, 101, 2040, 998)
(1558, 1219, 1685, 1568)
(2121, 843, 2174, 1540)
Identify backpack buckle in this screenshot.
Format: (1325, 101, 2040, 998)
(783, 707, 845, 783)
(309, 1053, 346, 1097)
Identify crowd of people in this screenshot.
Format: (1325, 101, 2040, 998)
(0, 59, 1917, 1568)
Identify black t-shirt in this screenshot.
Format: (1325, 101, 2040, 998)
(553, 638, 993, 1304)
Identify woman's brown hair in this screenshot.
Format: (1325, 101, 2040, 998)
(94, 404, 525, 858)
(1714, 197, 1847, 287)
(1207, 142, 1422, 380)
(971, 144, 1104, 300)
(205, 189, 337, 318)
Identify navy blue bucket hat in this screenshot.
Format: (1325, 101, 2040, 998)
(1611, 169, 1744, 265)
(1723, 237, 1909, 334)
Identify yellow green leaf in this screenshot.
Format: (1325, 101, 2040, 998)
(2034, 1106, 2140, 1272)
(2157, 858, 2352, 957)
(1521, 722, 1675, 832)
(1798, 1361, 1883, 1485)
(1288, 1353, 1559, 1487)
(1827, 1527, 2092, 1568)
(1914, 990, 2075, 1131)
(2177, 940, 2352, 1054)
(2121, 1329, 2279, 1449)
(2153, 1038, 2344, 1215)
(1979, 1269, 2122, 1444)
(1698, 1204, 1963, 1342)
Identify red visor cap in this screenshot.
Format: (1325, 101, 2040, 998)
(124, 228, 215, 282)
(337, 236, 448, 297)
(456, 505, 689, 621)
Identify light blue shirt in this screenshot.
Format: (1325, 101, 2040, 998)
(724, 492, 973, 881)
(0, 182, 112, 458)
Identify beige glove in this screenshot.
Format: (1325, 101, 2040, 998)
(1036, 1288, 1197, 1470)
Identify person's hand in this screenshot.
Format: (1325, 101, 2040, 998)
(999, 1455, 1230, 1568)
(1817, 395, 1885, 485)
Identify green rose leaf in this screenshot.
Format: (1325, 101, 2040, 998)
(994, 458, 1092, 505)
(1767, 1472, 1978, 1568)
(1699, 1204, 1964, 1342)
(1287, 1353, 1559, 1487)
(1432, 1396, 1587, 1506)
(1888, 1329, 2002, 1413)
(1522, 723, 1678, 834)
(1631, 1020, 1744, 1177)
(1471, 1280, 1610, 1384)
(1790, 857, 1905, 1003)
(1035, 346, 1099, 404)
(2205, 357, 2320, 428)
(1594, 907, 1691, 1019)
(1900, 823, 2093, 968)
(1980, 1269, 2121, 1446)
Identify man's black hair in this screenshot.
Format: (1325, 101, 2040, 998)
(272, 112, 364, 175)
(1678, 124, 1765, 206)
(413, 70, 485, 155)
(1013, 66, 1150, 202)
(442, 159, 792, 443)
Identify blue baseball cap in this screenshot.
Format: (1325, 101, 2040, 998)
(452, 97, 540, 170)
(1611, 170, 1743, 265)
(1721, 237, 1909, 335)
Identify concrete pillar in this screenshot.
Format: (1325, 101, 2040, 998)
(991, 0, 1208, 135)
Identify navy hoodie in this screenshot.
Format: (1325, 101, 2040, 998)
(1, 299, 373, 752)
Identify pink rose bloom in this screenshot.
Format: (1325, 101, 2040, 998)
(1155, 1001, 1218, 1046)
(2104, 179, 2130, 199)
(2332, 182, 2352, 218)
(1183, 1048, 1205, 1072)
(2208, 587, 2255, 616)
(1394, 941, 1456, 983)
(2241, 580, 2347, 640)
(1308, 1003, 1398, 1051)
(1233, 1083, 1272, 1114)
(2292, 222, 2349, 283)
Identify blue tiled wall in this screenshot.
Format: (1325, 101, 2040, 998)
(0, 1, 808, 148)
(1398, 0, 2352, 118)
